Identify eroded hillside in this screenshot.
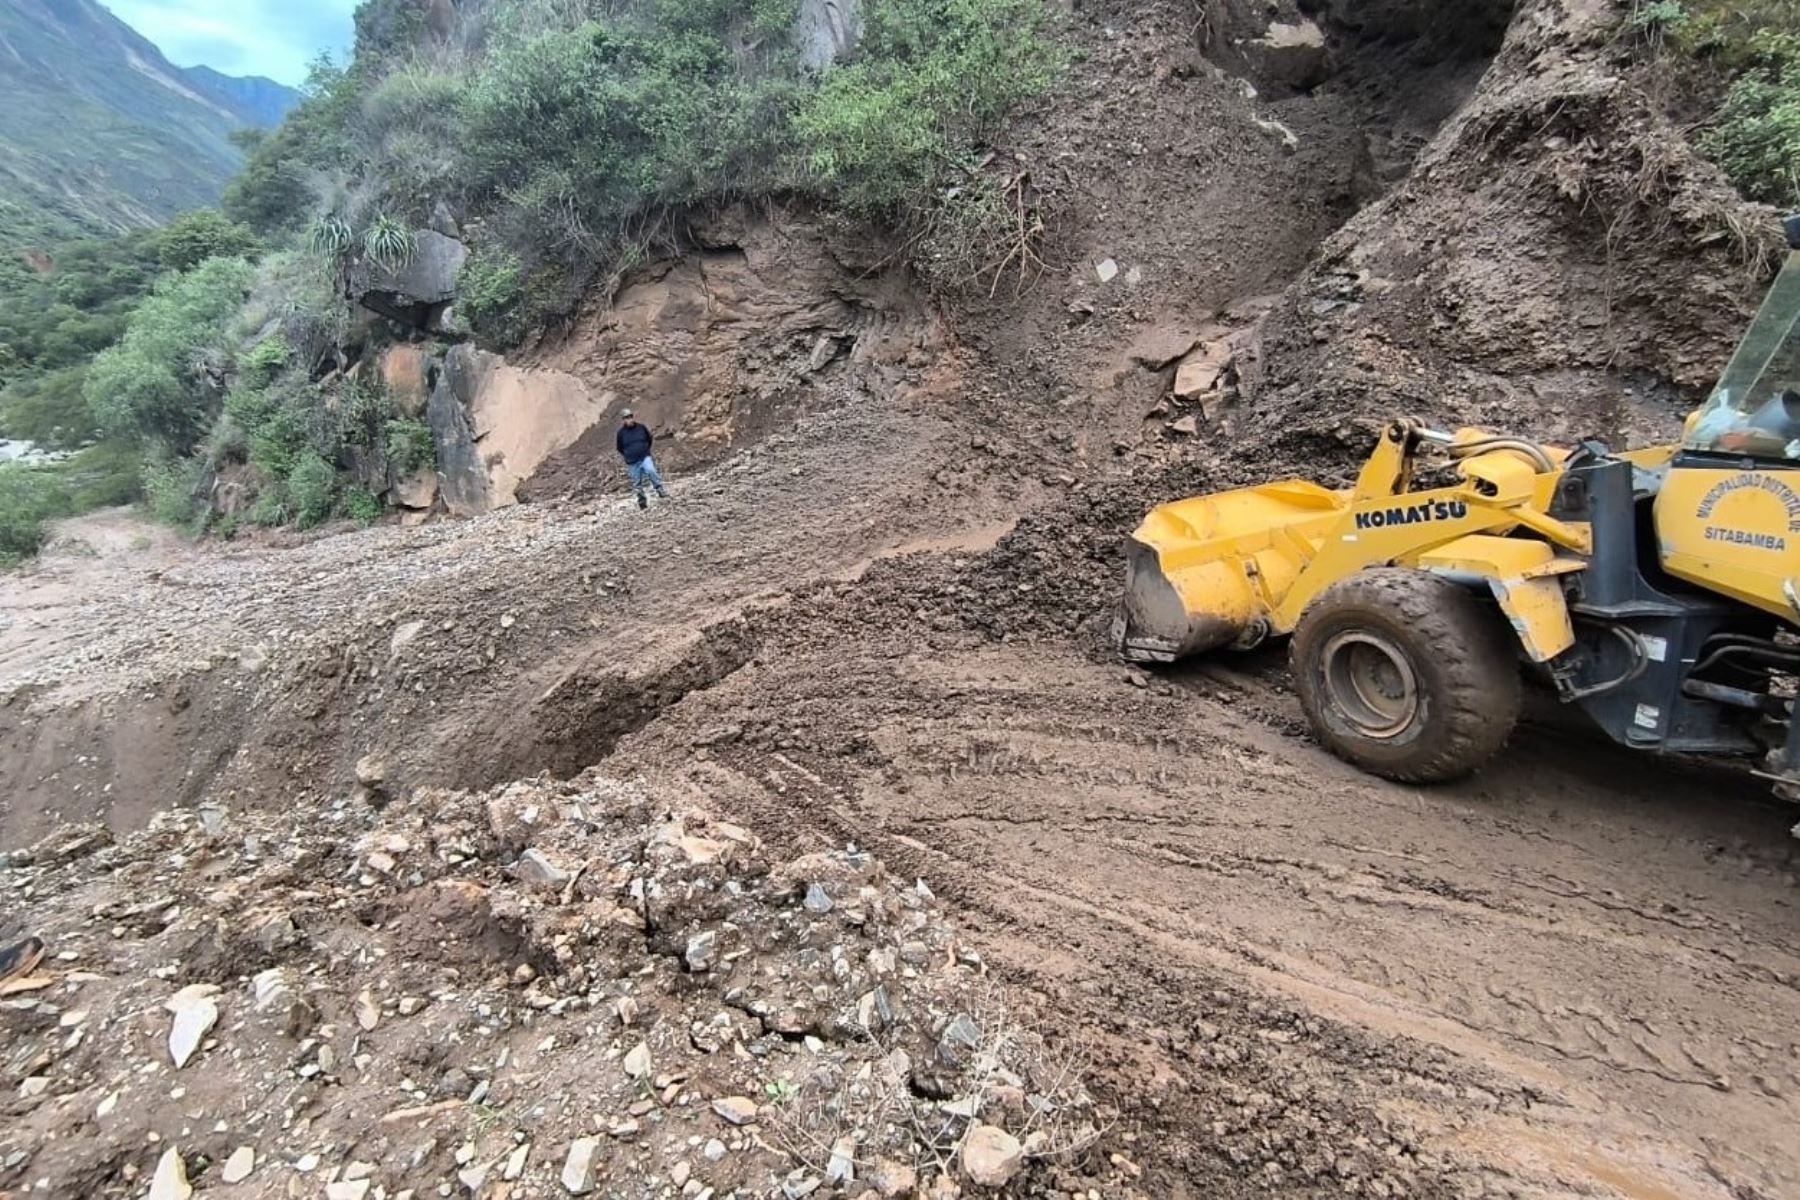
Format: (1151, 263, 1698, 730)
(3, 2, 1798, 1199)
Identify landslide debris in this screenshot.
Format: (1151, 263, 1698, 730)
(0, 772, 1130, 1200)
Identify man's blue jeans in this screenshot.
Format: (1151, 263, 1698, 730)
(628, 456, 668, 499)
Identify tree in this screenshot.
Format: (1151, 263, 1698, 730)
(84, 257, 255, 451)
(153, 210, 263, 272)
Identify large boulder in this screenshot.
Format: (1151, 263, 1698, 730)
(426, 344, 607, 517)
(352, 230, 467, 329)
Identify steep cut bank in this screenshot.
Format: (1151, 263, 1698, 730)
(1243, 0, 1778, 465)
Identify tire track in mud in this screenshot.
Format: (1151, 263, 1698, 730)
(611, 627, 1800, 1200)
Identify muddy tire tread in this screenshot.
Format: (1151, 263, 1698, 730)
(1290, 568, 1522, 783)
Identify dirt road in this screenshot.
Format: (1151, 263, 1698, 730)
(613, 562, 1800, 1199)
(8, 421, 1800, 1196)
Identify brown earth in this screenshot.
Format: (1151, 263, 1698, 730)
(4, 0, 1799, 1198)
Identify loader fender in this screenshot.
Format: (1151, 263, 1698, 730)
(1413, 534, 1582, 663)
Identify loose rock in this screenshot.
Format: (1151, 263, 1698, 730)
(563, 1136, 601, 1194)
(961, 1125, 1025, 1188)
(713, 1095, 758, 1126)
(147, 1148, 192, 1200)
(220, 1146, 255, 1184)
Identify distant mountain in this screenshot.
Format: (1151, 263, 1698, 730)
(0, 0, 301, 244)
(181, 65, 302, 129)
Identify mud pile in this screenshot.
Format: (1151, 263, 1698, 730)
(0, 773, 1128, 1199)
(1243, 0, 1779, 466)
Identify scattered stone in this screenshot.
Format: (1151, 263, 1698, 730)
(938, 1013, 982, 1064)
(961, 1125, 1024, 1188)
(713, 1095, 758, 1126)
(1095, 258, 1119, 284)
(671, 1162, 692, 1188)
(165, 985, 220, 1069)
(1167, 414, 1200, 437)
(19, 1076, 48, 1098)
(355, 755, 388, 788)
(624, 1041, 654, 1079)
(1172, 343, 1231, 399)
(514, 848, 572, 890)
(563, 1137, 601, 1194)
(870, 1160, 917, 1198)
(826, 1136, 857, 1184)
(679, 835, 727, 865)
(147, 1148, 192, 1200)
(686, 930, 720, 972)
(326, 1182, 371, 1200)
(355, 988, 381, 1032)
(504, 1144, 531, 1181)
(389, 619, 427, 659)
(803, 882, 834, 913)
(221, 1146, 256, 1184)
(1249, 18, 1330, 89)
(702, 1139, 728, 1162)
(1126, 327, 1200, 370)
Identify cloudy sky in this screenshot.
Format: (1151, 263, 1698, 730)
(107, 0, 360, 86)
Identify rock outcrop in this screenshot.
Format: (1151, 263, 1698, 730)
(796, 0, 861, 68)
(427, 345, 607, 517)
(521, 207, 941, 500)
(351, 230, 469, 331)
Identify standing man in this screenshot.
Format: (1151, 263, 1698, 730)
(616, 408, 669, 510)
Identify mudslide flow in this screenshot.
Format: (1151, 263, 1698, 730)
(4, 1, 1798, 1198)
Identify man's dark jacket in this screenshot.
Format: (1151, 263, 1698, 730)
(617, 422, 653, 465)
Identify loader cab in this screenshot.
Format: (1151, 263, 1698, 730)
(1655, 227, 1800, 622)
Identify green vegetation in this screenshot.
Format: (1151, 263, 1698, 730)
(1633, 1, 1800, 207)
(3, 0, 1058, 565)
(0, 464, 68, 566)
(85, 257, 257, 451)
(227, 0, 1062, 340)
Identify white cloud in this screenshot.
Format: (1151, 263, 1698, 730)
(105, 0, 360, 86)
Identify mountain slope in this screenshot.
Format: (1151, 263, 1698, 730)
(0, 0, 299, 242)
(180, 64, 301, 129)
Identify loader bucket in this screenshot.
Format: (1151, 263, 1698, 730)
(1115, 480, 1347, 663)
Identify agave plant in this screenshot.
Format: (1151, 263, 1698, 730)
(307, 213, 354, 259)
(362, 215, 418, 275)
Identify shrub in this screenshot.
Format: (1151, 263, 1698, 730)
(84, 257, 256, 452)
(338, 380, 394, 448)
(795, 0, 1062, 218)
(385, 417, 437, 475)
(248, 486, 289, 528)
(288, 452, 338, 529)
(458, 245, 529, 344)
(1635, 2, 1800, 207)
(1702, 31, 1800, 207)
(141, 454, 206, 530)
(340, 486, 383, 525)
(0, 462, 68, 566)
(58, 440, 144, 510)
(241, 337, 291, 383)
(154, 210, 263, 271)
(363, 214, 419, 273)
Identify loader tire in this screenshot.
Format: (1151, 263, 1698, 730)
(1291, 569, 1520, 784)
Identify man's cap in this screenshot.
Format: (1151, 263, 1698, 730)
(621, 408, 636, 418)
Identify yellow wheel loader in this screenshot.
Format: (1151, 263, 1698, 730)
(1117, 215, 1800, 786)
